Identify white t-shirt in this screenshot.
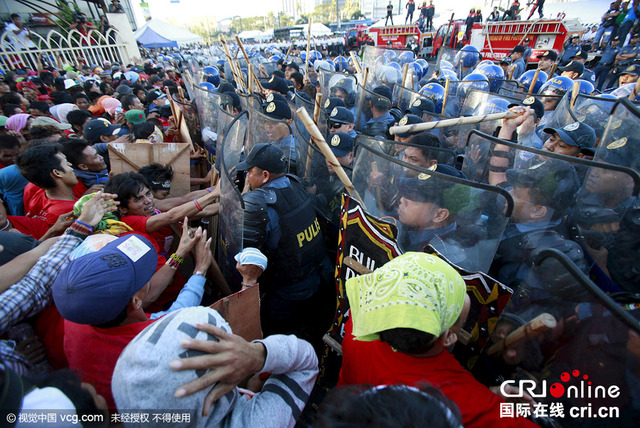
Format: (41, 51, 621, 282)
(5, 22, 37, 49)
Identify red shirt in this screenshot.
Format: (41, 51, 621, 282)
(23, 182, 88, 225)
(338, 318, 536, 428)
(64, 318, 156, 410)
(120, 214, 173, 255)
(8, 215, 50, 240)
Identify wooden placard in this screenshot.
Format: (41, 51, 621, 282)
(107, 142, 191, 197)
(210, 284, 262, 342)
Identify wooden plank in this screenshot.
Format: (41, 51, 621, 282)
(107, 142, 191, 197)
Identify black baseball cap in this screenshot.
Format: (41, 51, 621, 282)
(559, 60, 584, 75)
(620, 64, 640, 76)
(328, 106, 355, 124)
(263, 100, 292, 120)
(328, 132, 354, 157)
(571, 50, 588, 60)
(262, 75, 289, 95)
(508, 96, 545, 121)
(372, 85, 393, 102)
(407, 98, 436, 116)
(323, 96, 346, 111)
(222, 91, 241, 110)
(83, 118, 120, 144)
(285, 61, 300, 72)
(237, 143, 286, 173)
(147, 91, 166, 103)
(396, 114, 424, 138)
(537, 50, 558, 61)
(264, 92, 289, 105)
(543, 121, 596, 149)
(397, 164, 468, 211)
(511, 45, 526, 54)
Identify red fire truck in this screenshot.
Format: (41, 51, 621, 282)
(366, 24, 436, 57)
(431, 18, 582, 65)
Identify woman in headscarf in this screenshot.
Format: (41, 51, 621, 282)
(4, 113, 33, 141)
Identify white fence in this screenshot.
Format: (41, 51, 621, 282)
(0, 27, 129, 71)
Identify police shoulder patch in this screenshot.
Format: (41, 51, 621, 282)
(266, 102, 276, 113)
(607, 137, 627, 149)
(331, 134, 341, 146)
(399, 116, 408, 126)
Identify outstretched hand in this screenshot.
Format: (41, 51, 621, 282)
(169, 322, 266, 416)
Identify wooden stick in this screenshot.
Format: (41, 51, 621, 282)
(570, 80, 580, 110)
(305, 19, 312, 77)
(361, 66, 369, 89)
(629, 77, 640, 101)
(218, 34, 243, 91)
(528, 68, 540, 94)
(486, 313, 557, 356)
(313, 92, 323, 125)
(296, 107, 364, 202)
(390, 111, 519, 135)
(349, 50, 362, 74)
(441, 77, 450, 115)
(343, 256, 372, 274)
(548, 62, 558, 79)
(235, 35, 251, 65)
(284, 43, 293, 63)
(247, 64, 255, 95)
(397, 63, 409, 103)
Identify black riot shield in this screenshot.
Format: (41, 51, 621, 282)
(217, 112, 248, 289)
(595, 98, 640, 173)
(462, 130, 640, 291)
(246, 104, 297, 174)
(471, 248, 640, 427)
(351, 135, 513, 273)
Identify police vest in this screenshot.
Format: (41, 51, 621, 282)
(265, 176, 326, 284)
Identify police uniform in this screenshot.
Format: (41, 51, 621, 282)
(595, 42, 621, 90)
(238, 144, 331, 344)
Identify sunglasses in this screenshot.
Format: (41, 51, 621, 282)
(329, 122, 344, 129)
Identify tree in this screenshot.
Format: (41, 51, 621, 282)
(296, 14, 309, 25)
(350, 10, 365, 20)
(343, 0, 361, 21)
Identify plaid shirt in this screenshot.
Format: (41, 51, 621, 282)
(0, 230, 85, 335)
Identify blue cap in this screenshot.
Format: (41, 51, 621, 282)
(328, 132, 354, 157)
(543, 121, 596, 149)
(52, 234, 157, 325)
(328, 106, 355, 124)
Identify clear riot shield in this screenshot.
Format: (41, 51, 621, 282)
(460, 90, 520, 135)
(354, 84, 394, 136)
(217, 112, 248, 289)
(193, 86, 229, 164)
(470, 248, 640, 427)
(215, 109, 235, 172)
(351, 136, 513, 273)
(293, 92, 328, 141)
(544, 93, 617, 142)
(355, 134, 457, 168)
(462, 130, 640, 291)
(319, 70, 358, 110)
(595, 98, 640, 173)
(237, 93, 262, 112)
(246, 105, 297, 174)
(361, 45, 408, 88)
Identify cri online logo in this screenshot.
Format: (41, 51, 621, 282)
(501, 370, 621, 399)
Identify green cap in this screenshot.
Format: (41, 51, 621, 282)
(125, 109, 146, 124)
(0, 116, 7, 127)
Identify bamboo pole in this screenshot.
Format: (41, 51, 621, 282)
(349, 50, 362, 74)
(570, 80, 580, 109)
(390, 110, 519, 135)
(313, 92, 323, 125)
(527, 68, 541, 94)
(486, 313, 556, 356)
(441, 77, 450, 115)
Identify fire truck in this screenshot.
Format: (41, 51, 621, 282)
(431, 18, 583, 65)
(366, 24, 436, 58)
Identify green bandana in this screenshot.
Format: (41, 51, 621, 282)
(346, 252, 466, 341)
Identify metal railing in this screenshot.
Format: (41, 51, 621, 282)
(0, 27, 128, 70)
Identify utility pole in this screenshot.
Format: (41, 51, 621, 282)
(336, 0, 341, 31)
